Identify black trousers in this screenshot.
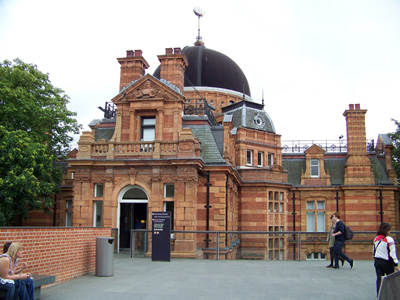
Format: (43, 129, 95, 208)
(374, 258, 395, 296)
(329, 246, 344, 265)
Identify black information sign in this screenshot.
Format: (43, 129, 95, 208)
(152, 211, 171, 262)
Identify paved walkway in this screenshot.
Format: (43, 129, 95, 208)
(41, 253, 377, 300)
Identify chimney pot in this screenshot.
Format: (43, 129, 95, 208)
(174, 47, 181, 54)
(165, 48, 173, 55)
(126, 50, 134, 57)
(349, 104, 354, 110)
(355, 104, 360, 110)
(134, 50, 143, 57)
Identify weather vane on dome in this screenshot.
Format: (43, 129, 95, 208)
(193, 7, 205, 46)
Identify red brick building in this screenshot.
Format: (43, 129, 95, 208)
(27, 42, 399, 260)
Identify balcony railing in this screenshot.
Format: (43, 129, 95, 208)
(91, 141, 178, 158)
(281, 139, 383, 154)
(184, 98, 217, 126)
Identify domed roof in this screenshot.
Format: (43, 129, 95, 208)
(153, 45, 251, 96)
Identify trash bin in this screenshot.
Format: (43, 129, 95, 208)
(95, 237, 114, 276)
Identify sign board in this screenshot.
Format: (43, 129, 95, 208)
(152, 211, 171, 262)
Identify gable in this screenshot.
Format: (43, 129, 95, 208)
(111, 74, 185, 104)
(304, 144, 326, 155)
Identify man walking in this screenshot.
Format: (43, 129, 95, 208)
(331, 212, 354, 269)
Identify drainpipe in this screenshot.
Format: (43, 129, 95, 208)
(379, 187, 384, 223)
(205, 172, 211, 249)
(225, 175, 229, 260)
(335, 190, 340, 212)
(291, 191, 296, 260)
(53, 195, 57, 226)
(199, 171, 212, 254)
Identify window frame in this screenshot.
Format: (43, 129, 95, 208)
(164, 183, 175, 198)
(65, 200, 73, 227)
(94, 183, 104, 198)
(93, 200, 103, 227)
(257, 151, 263, 167)
(310, 159, 320, 178)
(141, 116, 156, 141)
(306, 200, 325, 232)
(268, 153, 274, 167)
(246, 150, 253, 166)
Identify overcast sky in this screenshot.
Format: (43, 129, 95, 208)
(1, 0, 399, 145)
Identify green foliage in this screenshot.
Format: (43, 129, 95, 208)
(0, 58, 81, 153)
(0, 59, 81, 225)
(388, 119, 400, 184)
(0, 126, 62, 225)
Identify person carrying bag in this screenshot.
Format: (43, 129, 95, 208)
(373, 222, 399, 296)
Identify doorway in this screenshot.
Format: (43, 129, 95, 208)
(118, 185, 149, 251)
(119, 203, 147, 249)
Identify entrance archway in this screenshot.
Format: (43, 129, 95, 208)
(118, 185, 148, 251)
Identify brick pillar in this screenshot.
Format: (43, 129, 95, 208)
(157, 48, 188, 93)
(343, 104, 374, 185)
(117, 50, 149, 91)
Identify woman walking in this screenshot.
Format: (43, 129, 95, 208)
(373, 222, 399, 296)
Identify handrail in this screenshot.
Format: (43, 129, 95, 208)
(131, 230, 394, 261)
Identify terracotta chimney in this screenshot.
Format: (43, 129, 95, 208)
(343, 103, 374, 185)
(117, 50, 149, 91)
(157, 47, 188, 93)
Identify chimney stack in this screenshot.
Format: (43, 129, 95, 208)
(343, 103, 374, 185)
(117, 50, 149, 91)
(157, 47, 188, 93)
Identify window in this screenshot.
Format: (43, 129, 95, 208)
(306, 252, 327, 261)
(306, 201, 325, 232)
(246, 150, 253, 165)
(66, 200, 72, 226)
(268, 153, 274, 167)
(257, 152, 263, 167)
(93, 201, 103, 227)
(164, 201, 174, 231)
(310, 159, 320, 177)
(164, 183, 175, 198)
(141, 117, 156, 141)
(94, 183, 103, 197)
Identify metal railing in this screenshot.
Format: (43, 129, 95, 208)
(130, 230, 400, 261)
(281, 139, 383, 154)
(184, 98, 217, 126)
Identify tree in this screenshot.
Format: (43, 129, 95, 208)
(0, 59, 81, 225)
(388, 119, 400, 184)
(0, 58, 81, 153)
(0, 126, 62, 225)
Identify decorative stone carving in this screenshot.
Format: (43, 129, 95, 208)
(134, 80, 156, 98)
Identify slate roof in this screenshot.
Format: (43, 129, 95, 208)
(282, 155, 393, 186)
(222, 100, 275, 133)
(94, 127, 115, 142)
(183, 124, 226, 165)
(379, 134, 393, 146)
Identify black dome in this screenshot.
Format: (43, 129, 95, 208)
(153, 45, 251, 96)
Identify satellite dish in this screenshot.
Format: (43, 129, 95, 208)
(193, 7, 205, 17)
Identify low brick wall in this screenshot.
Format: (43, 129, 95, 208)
(0, 227, 112, 286)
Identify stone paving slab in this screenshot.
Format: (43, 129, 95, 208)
(41, 253, 377, 300)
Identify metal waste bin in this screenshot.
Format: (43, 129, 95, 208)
(95, 237, 114, 276)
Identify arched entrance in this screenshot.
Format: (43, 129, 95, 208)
(118, 185, 148, 251)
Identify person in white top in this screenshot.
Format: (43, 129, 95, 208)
(373, 222, 399, 296)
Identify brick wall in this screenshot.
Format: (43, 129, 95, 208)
(0, 227, 112, 286)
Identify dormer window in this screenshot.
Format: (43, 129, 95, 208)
(254, 115, 264, 127)
(310, 159, 320, 178)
